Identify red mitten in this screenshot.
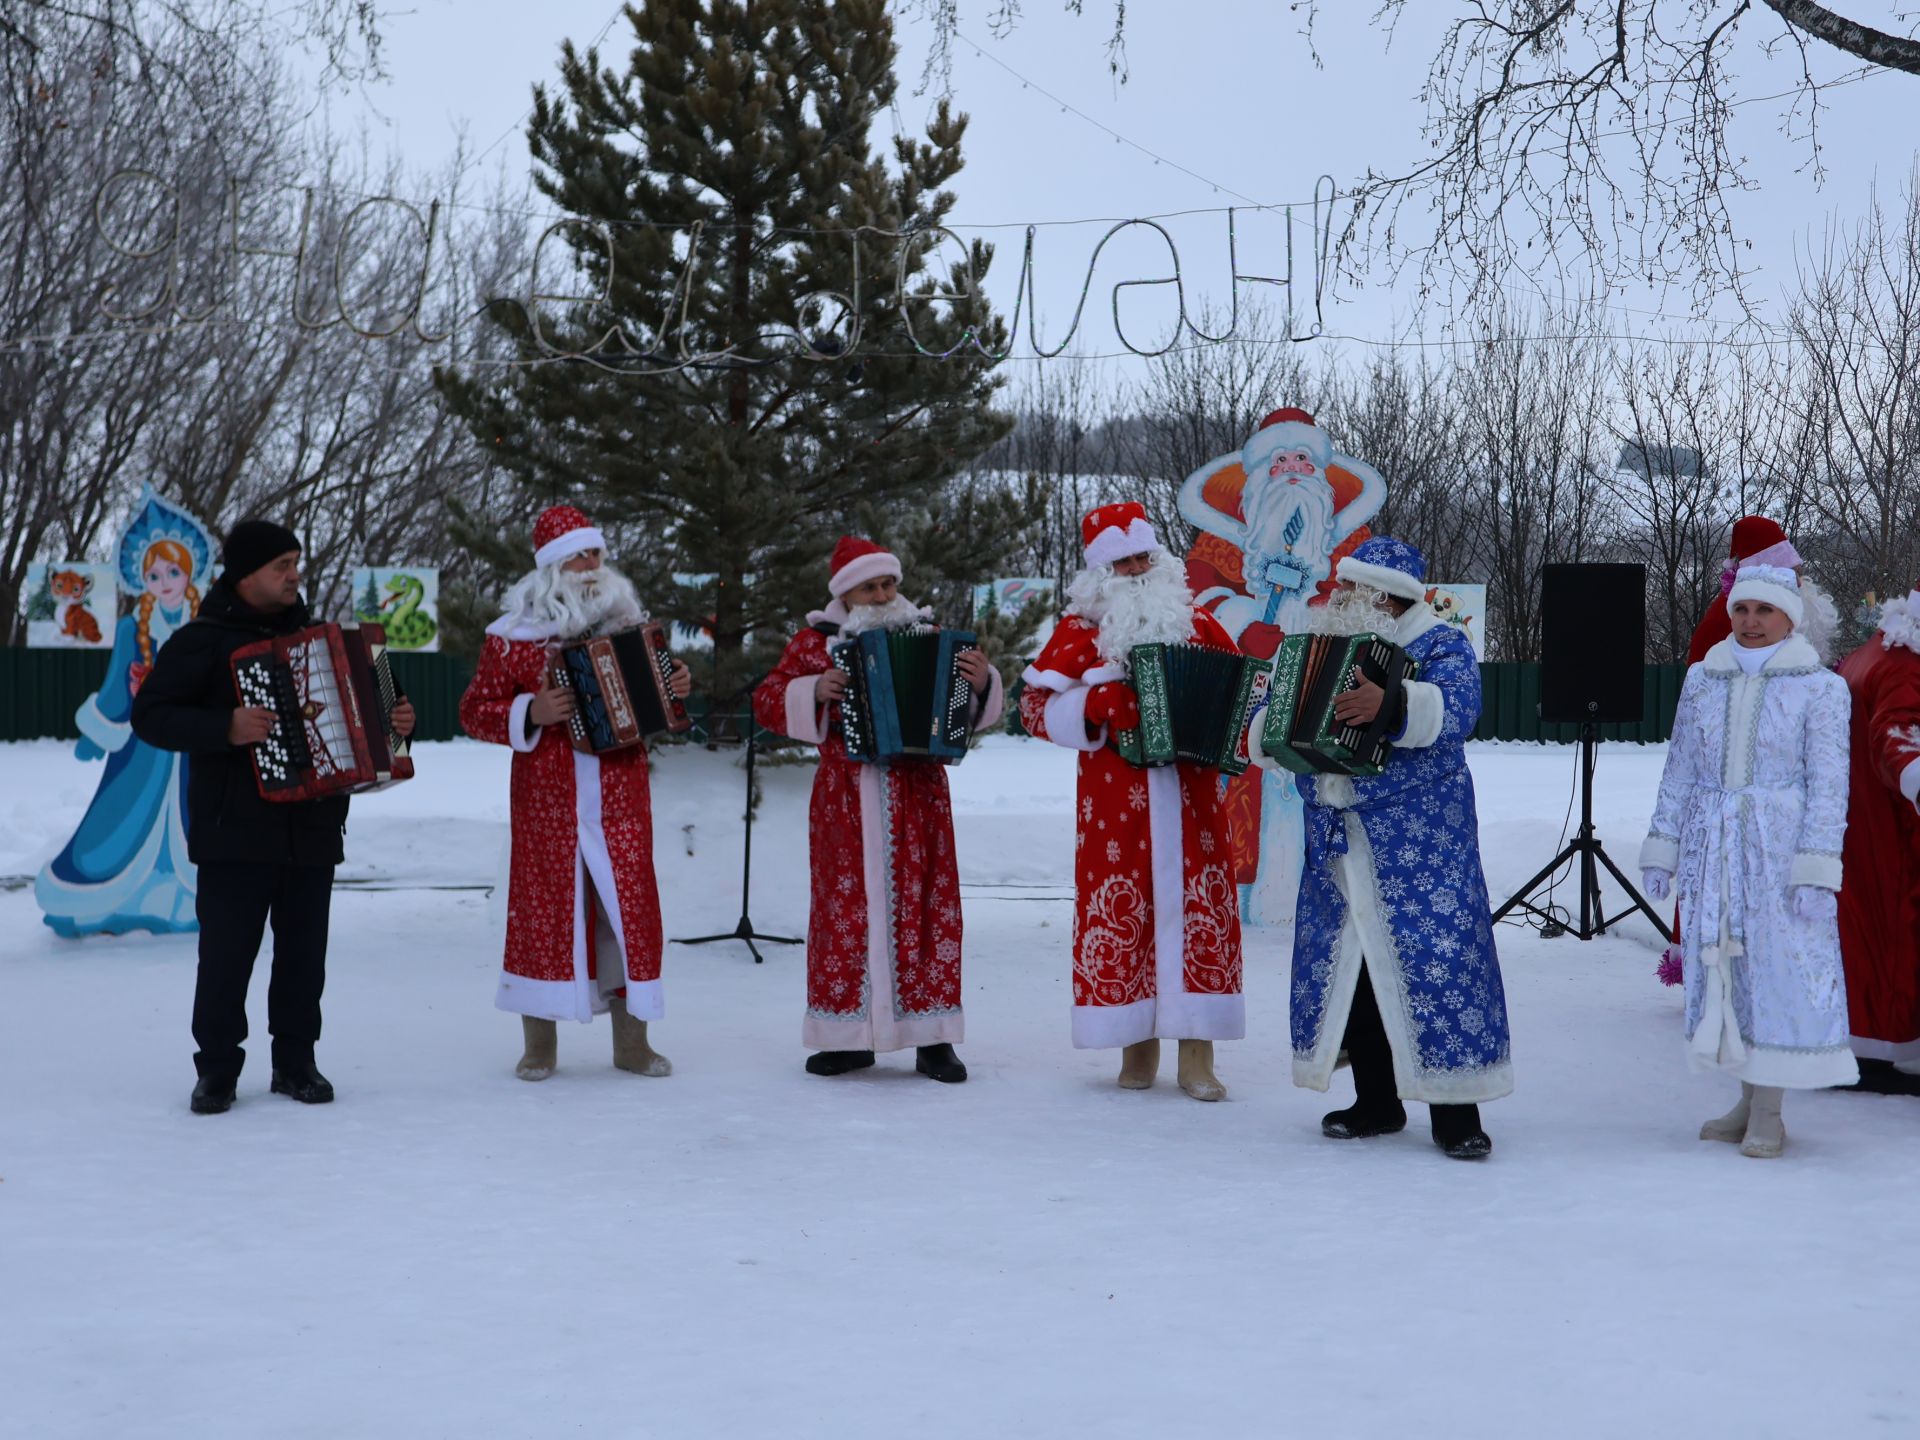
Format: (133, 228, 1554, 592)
(1085, 681, 1140, 732)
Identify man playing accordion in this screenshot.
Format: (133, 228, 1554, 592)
(752, 536, 1003, 1083)
(1274, 536, 1512, 1159)
(1019, 502, 1246, 1101)
(459, 506, 691, 1083)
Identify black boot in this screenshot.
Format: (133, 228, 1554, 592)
(915, 1044, 968, 1084)
(270, 1062, 335, 1104)
(805, 1049, 876, 1077)
(1323, 965, 1406, 1139)
(1431, 1103, 1492, 1160)
(1845, 1059, 1920, 1096)
(190, 1076, 237, 1115)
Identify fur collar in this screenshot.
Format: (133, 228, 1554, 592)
(1879, 591, 1920, 653)
(1393, 602, 1442, 647)
(1701, 633, 1821, 676)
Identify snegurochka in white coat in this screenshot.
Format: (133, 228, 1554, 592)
(1641, 562, 1856, 1158)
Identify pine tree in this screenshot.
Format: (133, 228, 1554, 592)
(438, 0, 1025, 698)
(356, 571, 382, 622)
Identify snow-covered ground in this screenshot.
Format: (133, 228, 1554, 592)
(2, 736, 1913, 1438)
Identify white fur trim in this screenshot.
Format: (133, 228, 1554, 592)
(1851, 1034, 1920, 1063)
(1392, 603, 1442, 646)
(1789, 852, 1844, 891)
(783, 674, 829, 746)
(827, 550, 902, 598)
(1880, 592, 1920, 653)
(1083, 517, 1160, 569)
(1040, 685, 1105, 752)
(1071, 998, 1157, 1048)
(1146, 765, 1186, 1036)
(1083, 663, 1128, 685)
(1244, 419, 1333, 468)
(1686, 1034, 1858, 1089)
(1639, 833, 1681, 873)
(532, 525, 607, 569)
(1153, 990, 1246, 1042)
(1396, 679, 1445, 749)
(1701, 634, 1819, 677)
(507, 692, 540, 754)
(1020, 663, 1075, 693)
(1901, 756, 1920, 814)
(74, 694, 131, 753)
(1727, 574, 1804, 629)
(973, 665, 1006, 732)
(1743, 539, 1802, 570)
(1334, 556, 1426, 603)
(804, 598, 850, 629)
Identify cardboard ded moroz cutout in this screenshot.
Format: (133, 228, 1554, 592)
(35, 486, 217, 938)
(1178, 408, 1388, 925)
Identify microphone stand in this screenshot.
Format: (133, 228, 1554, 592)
(674, 690, 802, 965)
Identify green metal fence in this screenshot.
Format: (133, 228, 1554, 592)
(0, 646, 1690, 745)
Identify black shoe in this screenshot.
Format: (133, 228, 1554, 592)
(915, 1044, 968, 1084)
(190, 1076, 237, 1115)
(1321, 1101, 1407, 1139)
(805, 1050, 876, 1077)
(270, 1064, 335, 1104)
(1844, 1059, 1920, 1096)
(1431, 1103, 1491, 1160)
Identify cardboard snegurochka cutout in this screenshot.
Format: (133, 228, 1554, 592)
(1177, 408, 1388, 923)
(35, 487, 217, 937)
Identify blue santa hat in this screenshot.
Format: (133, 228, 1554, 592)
(1336, 536, 1428, 603)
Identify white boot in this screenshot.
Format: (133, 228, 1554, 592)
(1117, 1039, 1160, 1090)
(611, 1005, 672, 1077)
(1177, 1039, 1226, 1102)
(516, 1017, 557, 1081)
(1740, 1086, 1786, 1158)
(1699, 1082, 1752, 1142)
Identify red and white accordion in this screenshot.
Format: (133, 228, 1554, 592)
(231, 622, 415, 802)
(544, 620, 692, 754)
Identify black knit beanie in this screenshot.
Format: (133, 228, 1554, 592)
(221, 520, 301, 582)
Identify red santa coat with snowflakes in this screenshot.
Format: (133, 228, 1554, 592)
(1836, 591, 1920, 1065)
(1019, 608, 1247, 1048)
(459, 628, 664, 1024)
(752, 623, 1005, 1052)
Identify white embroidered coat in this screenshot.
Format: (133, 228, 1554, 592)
(1640, 635, 1858, 1088)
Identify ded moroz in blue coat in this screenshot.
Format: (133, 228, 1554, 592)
(1285, 601, 1515, 1104)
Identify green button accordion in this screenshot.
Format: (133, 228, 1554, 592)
(1259, 631, 1417, 777)
(830, 625, 978, 765)
(1111, 642, 1272, 776)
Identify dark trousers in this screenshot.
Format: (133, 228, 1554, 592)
(1344, 962, 1482, 1140)
(192, 861, 335, 1081)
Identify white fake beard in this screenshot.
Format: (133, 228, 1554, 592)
(1066, 550, 1196, 668)
(498, 563, 647, 640)
(839, 595, 931, 636)
(1240, 475, 1338, 597)
(1307, 583, 1400, 639)
(1798, 575, 1839, 664)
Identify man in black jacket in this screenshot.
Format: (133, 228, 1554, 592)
(132, 520, 415, 1114)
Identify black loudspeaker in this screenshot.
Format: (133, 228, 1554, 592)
(1539, 563, 1645, 723)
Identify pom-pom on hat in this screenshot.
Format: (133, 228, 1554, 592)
(1081, 501, 1160, 568)
(828, 535, 902, 597)
(1727, 563, 1804, 629)
(1336, 535, 1428, 603)
(1241, 406, 1335, 478)
(533, 505, 608, 568)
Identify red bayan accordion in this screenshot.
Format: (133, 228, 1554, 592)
(231, 622, 415, 801)
(545, 621, 692, 754)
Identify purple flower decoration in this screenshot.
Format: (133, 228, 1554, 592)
(1656, 946, 1684, 987)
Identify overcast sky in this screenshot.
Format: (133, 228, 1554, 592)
(308, 0, 1920, 383)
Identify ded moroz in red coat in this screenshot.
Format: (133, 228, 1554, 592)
(752, 611, 1005, 1053)
(1019, 608, 1247, 1048)
(459, 620, 665, 1024)
(1836, 589, 1920, 1066)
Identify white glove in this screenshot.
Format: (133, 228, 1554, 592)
(1792, 886, 1837, 922)
(1641, 868, 1672, 902)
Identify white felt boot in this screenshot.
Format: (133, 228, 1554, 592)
(1177, 1039, 1226, 1102)
(1699, 1082, 1752, 1143)
(1740, 1086, 1786, 1159)
(1117, 1039, 1160, 1090)
(516, 1017, 557, 1082)
(611, 1006, 672, 1077)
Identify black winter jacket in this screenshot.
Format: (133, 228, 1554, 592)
(130, 578, 350, 866)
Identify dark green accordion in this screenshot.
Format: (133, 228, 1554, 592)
(1111, 642, 1272, 775)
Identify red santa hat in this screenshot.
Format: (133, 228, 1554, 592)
(1081, 501, 1160, 569)
(1729, 515, 1787, 560)
(828, 535, 902, 598)
(532, 505, 608, 568)
(1241, 406, 1335, 475)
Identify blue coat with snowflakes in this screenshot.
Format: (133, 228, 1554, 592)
(1286, 606, 1515, 1103)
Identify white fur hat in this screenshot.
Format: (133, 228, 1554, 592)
(1727, 563, 1804, 629)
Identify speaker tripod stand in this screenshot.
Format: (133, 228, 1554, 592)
(674, 719, 802, 964)
(1492, 722, 1674, 942)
